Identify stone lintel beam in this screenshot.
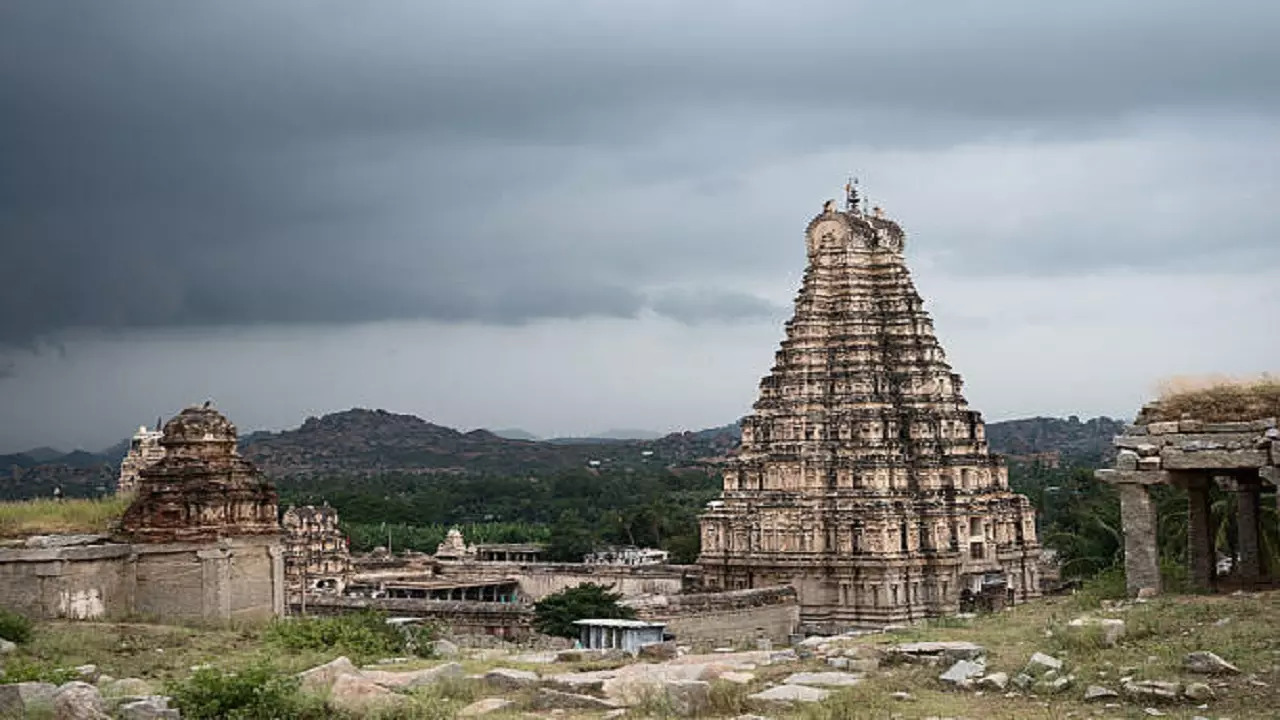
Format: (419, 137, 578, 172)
(1114, 432, 1262, 451)
(1095, 469, 1169, 486)
(1116, 483, 1161, 597)
(1160, 448, 1269, 470)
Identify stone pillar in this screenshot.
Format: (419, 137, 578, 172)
(1117, 483, 1161, 596)
(1186, 478, 1214, 590)
(1237, 483, 1262, 582)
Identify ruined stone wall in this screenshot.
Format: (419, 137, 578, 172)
(632, 587, 799, 647)
(437, 562, 694, 600)
(0, 537, 283, 624)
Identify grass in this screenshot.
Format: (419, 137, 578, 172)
(0, 495, 130, 538)
(1146, 374, 1280, 422)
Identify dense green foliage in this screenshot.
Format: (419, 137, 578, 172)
(281, 468, 718, 563)
(0, 607, 33, 644)
(167, 661, 324, 720)
(263, 611, 436, 663)
(533, 583, 636, 638)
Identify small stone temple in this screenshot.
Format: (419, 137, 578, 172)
(116, 421, 165, 494)
(1098, 395, 1279, 596)
(698, 185, 1042, 628)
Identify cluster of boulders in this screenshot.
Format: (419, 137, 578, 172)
(0, 665, 176, 719)
(297, 656, 466, 714)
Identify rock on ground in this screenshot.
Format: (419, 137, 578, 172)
(662, 679, 711, 717)
(1024, 652, 1063, 675)
(638, 640, 679, 661)
(457, 697, 515, 717)
(482, 667, 539, 690)
(327, 673, 410, 714)
(1123, 680, 1181, 701)
(978, 672, 1009, 691)
(1084, 685, 1119, 701)
(52, 681, 110, 720)
(1066, 617, 1126, 647)
(748, 684, 830, 703)
(102, 678, 157, 698)
(430, 639, 460, 658)
(887, 641, 986, 664)
(530, 689, 621, 711)
(939, 659, 986, 686)
(0, 682, 58, 717)
(0, 639, 17, 655)
(1184, 651, 1240, 675)
(298, 656, 362, 694)
(362, 661, 464, 689)
(718, 671, 756, 685)
(1183, 681, 1214, 701)
(116, 696, 180, 720)
(782, 671, 864, 688)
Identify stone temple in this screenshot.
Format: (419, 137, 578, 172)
(698, 186, 1042, 629)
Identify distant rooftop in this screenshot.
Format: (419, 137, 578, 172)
(572, 618, 665, 629)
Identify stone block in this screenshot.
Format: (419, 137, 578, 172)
(1160, 448, 1269, 470)
(1095, 469, 1167, 485)
(1179, 419, 1204, 432)
(1147, 421, 1181, 435)
(748, 684, 830, 703)
(1116, 450, 1139, 470)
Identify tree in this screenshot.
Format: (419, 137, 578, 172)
(533, 582, 636, 638)
(545, 509, 595, 563)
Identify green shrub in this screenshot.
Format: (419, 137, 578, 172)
(167, 661, 326, 720)
(263, 611, 435, 663)
(0, 657, 78, 684)
(533, 583, 635, 638)
(0, 607, 33, 643)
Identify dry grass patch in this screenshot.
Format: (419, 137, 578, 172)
(0, 495, 130, 538)
(1145, 374, 1280, 422)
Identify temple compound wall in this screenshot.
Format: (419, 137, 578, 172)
(630, 587, 799, 648)
(436, 561, 694, 601)
(1098, 407, 1278, 596)
(698, 190, 1041, 629)
(0, 405, 285, 625)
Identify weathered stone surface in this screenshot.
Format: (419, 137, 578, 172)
(978, 672, 1009, 691)
(0, 639, 15, 655)
(1183, 682, 1214, 701)
(660, 680, 711, 716)
(1066, 617, 1126, 647)
(298, 656, 362, 693)
(718, 671, 756, 684)
(1123, 680, 1181, 701)
(52, 681, 110, 720)
(888, 641, 986, 663)
(457, 697, 514, 717)
(939, 659, 986, 686)
(1184, 650, 1240, 675)
(362, 661, 464, 689)
(430, 638, 460, 658)
(545, 670, 613, 693)
(117, 696, 180, 720)
(638, 640, 679, 661)
(782, 671, 863, 688)
(328, 673, 409, 714)
(482, 667, 539, 690)
(697, 197, 1043, 625)
(73, 666, 100, 684)
(1025, 652, 1063, 675)
(530, 689, 621, 711)
(1161, 448, 1269, 470)
(1084, 685, 1118, 701)
(102, 678, 157, 698)
(748, 684, 830, 703)
(0, 682, 58, 717)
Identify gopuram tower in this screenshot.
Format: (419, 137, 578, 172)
(698, 184, 1041, 629)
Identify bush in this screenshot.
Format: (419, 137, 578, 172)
(263, 610, 436, 663)
(0, 607, 33, 644)
(0, 657, 78, 684)
(167, 661, 325, 720)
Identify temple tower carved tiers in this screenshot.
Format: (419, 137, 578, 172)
(697, 195, 1042, 629)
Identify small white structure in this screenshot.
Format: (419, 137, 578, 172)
(574, 618, 666, 654)
(117, 423, 165, 494)
(584, 546, 669, 566)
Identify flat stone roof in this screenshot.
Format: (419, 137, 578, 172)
(572, 618, 665, 629)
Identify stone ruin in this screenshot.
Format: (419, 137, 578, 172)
(120, 404, 279, 543)
(1098, 400, 1279, 596)
(282, 503, 351, 598)
(698, 188, 1042, 628)
(116, 421, 164, 495)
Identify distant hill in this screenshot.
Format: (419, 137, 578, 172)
(489, 428, 540, 441)
(985, 415, 1126, 467)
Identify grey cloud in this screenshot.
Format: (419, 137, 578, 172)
(2, 1, 1279, 346)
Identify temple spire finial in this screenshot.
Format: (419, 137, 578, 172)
(844, 176, 861, 215)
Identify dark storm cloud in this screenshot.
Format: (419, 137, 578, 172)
(2, 1, 1279, 345)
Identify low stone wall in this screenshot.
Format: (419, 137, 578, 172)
(438, 562, 697, 600)
(292, 596, 533, 639)
(631, 586, 799, 648)
(0, 537, 284, 625)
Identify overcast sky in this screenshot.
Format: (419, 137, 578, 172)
(2, 1, 1279, 452)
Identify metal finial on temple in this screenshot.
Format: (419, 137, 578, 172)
(845, 177, 861, 214)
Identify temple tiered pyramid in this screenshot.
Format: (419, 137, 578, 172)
(698, 187, 1041, 628)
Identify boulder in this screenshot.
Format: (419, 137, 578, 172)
(638, 641, 678, 661)
(748, 684, 830, 703)
(0, 639, 16, 655)
(782, 671, 864, 688)
(530, 689, 621, 711)
(545, 669, 614, 693)
(1039, 675, 1073, 694)
(826, 656, 849, 669)
(117, 696, 180, 720)
(1011, 673, 1035, 690)
(1123, 680, 1181, 702)
(430, 639, 460, 658)
(457, 697, 514, 717)
(1066, 617, 1126, 647)
(600, 663, 714, 706)
(939, 659, 986, 687)
(1025, 652, 1063, 675)
(1183, 682, 1214, 702)
(663, 679, 711, 716)
(1184, 651, 1240, 675)
(298, 656, 362, 694)
(718, 671, 755, 685)
(0, 682, 58, 717)
(978, 672, 1009, 691)
(886, 641, 985, 664)
(482, 667, 539, 690)
(74, 665, 100, 684)
(363, 662, 464, 689)
(329, 673, 409, 714)
(52, 681, 110, 720)
(1084, 685, 1118, 701)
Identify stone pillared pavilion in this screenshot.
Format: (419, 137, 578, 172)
(697, 186, 1042, 628)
